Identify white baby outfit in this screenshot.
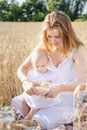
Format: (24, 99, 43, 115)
(23, 69, 59, 109)
(27, 69, 58, 82)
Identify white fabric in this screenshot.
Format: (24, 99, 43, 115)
(48, 49, 77, 84)
(23, 69, 58, 109)
(23, 49, 78, 109)
(27, 69, 58, 82)
(12, 49, 83, 129)
(23, 69, 59, 109)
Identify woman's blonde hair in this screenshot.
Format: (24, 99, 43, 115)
(40, 11, 83, 55)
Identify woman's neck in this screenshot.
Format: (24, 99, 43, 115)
(49, 49, 66, 67)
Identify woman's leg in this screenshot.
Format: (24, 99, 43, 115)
(21, 98, 30, 117)
(32, 105, 75, 129)
(12, 95, 25, 118)
(32, 92, 76, 129)
(12, 92, 75, 129)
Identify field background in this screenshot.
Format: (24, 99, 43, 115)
(0, 22, 87, 106)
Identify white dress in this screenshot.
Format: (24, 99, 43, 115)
(12, 49, 85, 129)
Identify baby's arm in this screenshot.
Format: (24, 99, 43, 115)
(23, 80, 52, 95)
(33, 81, 52, 94)
(22, 80, 39, 95)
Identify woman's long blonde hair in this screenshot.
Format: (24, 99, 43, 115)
(40, 11, 83, 55)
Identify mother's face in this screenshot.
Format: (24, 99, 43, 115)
(46, 28, 63, 50)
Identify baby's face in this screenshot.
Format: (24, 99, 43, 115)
(33, 58, 48, 73)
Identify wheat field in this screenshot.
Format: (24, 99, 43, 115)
(0, 22, 87, 106)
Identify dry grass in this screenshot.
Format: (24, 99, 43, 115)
(0, 22, 87, 106)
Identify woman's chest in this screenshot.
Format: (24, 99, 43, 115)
(50, 53, 65, 67)
(48, 50, 77, 83)
(48, 51, 74, 75)
(48, 58, 76, 83)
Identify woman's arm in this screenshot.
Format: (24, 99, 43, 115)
(17, 44, 43, 82)
(73, 45, 87, 82)
(64, 45, 87, 91)
(17, 53, 32, 82)
(17, 44, 45, 95)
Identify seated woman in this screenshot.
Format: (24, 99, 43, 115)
(12, 10, 87, 129)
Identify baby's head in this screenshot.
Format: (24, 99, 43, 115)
(31, 48, 49, 73)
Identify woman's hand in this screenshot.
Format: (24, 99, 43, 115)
(26, 87, 39, 95)
(42, 84, 61, 98)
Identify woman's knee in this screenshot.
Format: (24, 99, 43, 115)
(12, 95, 24, 116)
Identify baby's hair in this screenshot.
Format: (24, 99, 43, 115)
(31, 48, 49, 63)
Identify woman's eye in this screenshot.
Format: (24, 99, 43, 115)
(48, 36, 51, 38)
(42, 65, 45, 67)
(36, 66, 39, 68)
(47, 36, 60, 39)
(55, 36, 60, 38)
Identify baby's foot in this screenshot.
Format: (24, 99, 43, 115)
(25, 109, 39, 120)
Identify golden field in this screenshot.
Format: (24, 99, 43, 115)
(0, 22, 87, 106)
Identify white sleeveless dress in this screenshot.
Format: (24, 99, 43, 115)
(12, 49, 84, 129)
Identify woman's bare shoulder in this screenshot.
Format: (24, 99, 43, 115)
(73, 45, 87, 61)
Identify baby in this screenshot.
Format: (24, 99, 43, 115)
(22, 48, 58, 119)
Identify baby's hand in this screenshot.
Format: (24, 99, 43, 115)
(22, 80, 35, 91)
(34, 81, 50, 88)
(35, 86, 49, 94)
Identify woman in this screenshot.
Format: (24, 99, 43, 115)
(12, 11, 87, 129)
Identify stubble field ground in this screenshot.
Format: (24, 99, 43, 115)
(0, 22, 87, 106)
